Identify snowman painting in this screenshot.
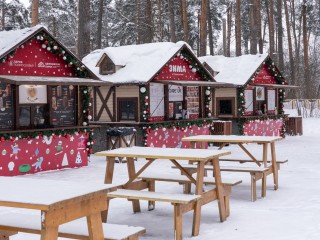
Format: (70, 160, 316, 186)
(55, 141, 63, 155)
(78, 136, 86, 149)
(10, 143, 21, 160)
(32, 157, 44, 171)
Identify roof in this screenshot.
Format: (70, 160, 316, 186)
(82, 41, 203, 84)
(199, 54, 269, 85)
(0, 25, 43, 58)
(0, 25, 99, 81)
(0, 75, 106, 86)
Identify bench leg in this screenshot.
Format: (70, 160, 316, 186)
(0, 231, 18, 240)
(261, 172, 267, 198)
(251, 173, 257, 202)
(148, 180, 155, 210)
(101, 199, 110, 223)
(271, 142, 279, 190)
(87, 212, 104, 240)
(127, 157, 141, 213)
(173, 204, 183, 240)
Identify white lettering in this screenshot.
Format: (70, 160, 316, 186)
(169, 65, 187, 73)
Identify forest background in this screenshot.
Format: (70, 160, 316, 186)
(1, 0, 320, 99)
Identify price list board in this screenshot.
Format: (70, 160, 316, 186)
(186, 86, 199, 116)
(51, 85, 76, 126)
(0, 83, 13, 130)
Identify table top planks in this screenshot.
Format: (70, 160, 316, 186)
(95, 146, 231, 161)
(0, 177, 117, 210)
(182, 135, 284, 143)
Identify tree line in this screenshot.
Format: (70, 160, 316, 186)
(1, 0, 320, 99)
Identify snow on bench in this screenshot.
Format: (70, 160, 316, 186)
(0, 213, 146, 240)
(172, 163, 269, 202)
(219, 158, 288, 169)
(107, 189, 201, 240)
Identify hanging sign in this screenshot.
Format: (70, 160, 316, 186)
(267, 89, 276, 111)
(244, 89, 253, 115)
(19, 85, 47, 104)
(150, 83, 164, 117)
(168, 85, 183, 101)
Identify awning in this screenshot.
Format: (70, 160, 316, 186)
(153, 80, 239, 88)
(0, 75, 110, 86)
(248, 84, 300, 89)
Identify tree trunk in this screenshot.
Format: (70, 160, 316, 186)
(145, 0, 153, 43)
(302, 1, 311, 98)
(157, 0, 163, 41)
(250, 0, 257, 54)
(181, 0, 189, 43)
(77, 0, 91, 59)
(223, 18, 227, 56)
(277, 0, 284, 71)
(207, 0, 214, 55)
(135, 0, 141, 44)
(168, 0, 176, 42)
(199, 0, 208, 56)
(96, 0, 104, 49)
(235, 0, 241, 56)
(226, 2, 232, 57)
(267, 0, 275, 56)
(31, 0, 39, 27)
(284, 0, 295, 97)
(1, 0, 5, 31)
(256, 0, 263, 54)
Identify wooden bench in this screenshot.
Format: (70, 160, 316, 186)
(107, 189, 201, 240)
(0, 213, 145, 240)
(172, 164, 269, 202)
(219, 158, 288, 169)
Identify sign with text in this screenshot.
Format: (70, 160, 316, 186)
(168, 85, 183, 101)
(0, 83, 13, 129)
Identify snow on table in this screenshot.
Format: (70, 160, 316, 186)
(0, 177, 116, 207)
(95, 146, 231, 161)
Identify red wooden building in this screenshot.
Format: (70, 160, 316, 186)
(200, 54, 298, 136)
(0, 26, 102, 176)
(83, 42, 231, 149)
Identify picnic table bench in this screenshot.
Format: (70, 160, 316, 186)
(95, 146, 231, 240)
(0, 213, 145, 240)
(0, 177, 145, 240)
(107, 189, 200, 240)
(182, 135, 286, 201)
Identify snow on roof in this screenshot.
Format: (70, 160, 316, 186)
(199, 54, 268, 85)
(0, 25, 44, 57)
(83, 41, 190, 84)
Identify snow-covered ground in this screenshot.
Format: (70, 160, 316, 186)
(2, 118, 320, 240)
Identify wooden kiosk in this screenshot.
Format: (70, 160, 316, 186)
(83, 42, 232, 150)
(200, 54, 299, 136)
(0, 26, 103, 176)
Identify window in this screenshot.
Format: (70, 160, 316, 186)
(118, 98, 137, 121)
(216, 97, 235, 116)
(19, 105, 48, 129)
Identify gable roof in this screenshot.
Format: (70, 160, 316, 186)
(83, 41, 213, 85)
(0, 25, 44, 58)
(199, 54, 269, 86)
(0, 25, 99, 80)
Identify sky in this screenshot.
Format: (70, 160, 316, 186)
(1, 113, 320, 240)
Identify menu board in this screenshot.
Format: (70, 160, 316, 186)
(244, 89, 254, 114)
(168, 85, 183, 101)
(186, 86, 199, 114)
(267, 89, 276, 111)
(51, 85, 76, 126)
(150, 83, 164, 117)
(0, 83, 13, 129)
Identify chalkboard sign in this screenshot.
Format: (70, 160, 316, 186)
(0, 83, 13, 130)
(51, 85, 76, 126)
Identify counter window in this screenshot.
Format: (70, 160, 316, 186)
(217, 97, 235, 116)
(118, 98, 137, 121)
(19, 105, 48, 129)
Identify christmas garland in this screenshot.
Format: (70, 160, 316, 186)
(238, 115, 287, 138)
(238, 87, 245, 116)
(139, 85, 150, 122)
(204, 87, 212, 117)
(140, 119, 215, 146)
(34, 31, 89, 78)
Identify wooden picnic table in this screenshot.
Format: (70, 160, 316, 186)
(95, 146, 231, 237)
(182, 135, 284, 193)
(0, 177, 117, 240)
